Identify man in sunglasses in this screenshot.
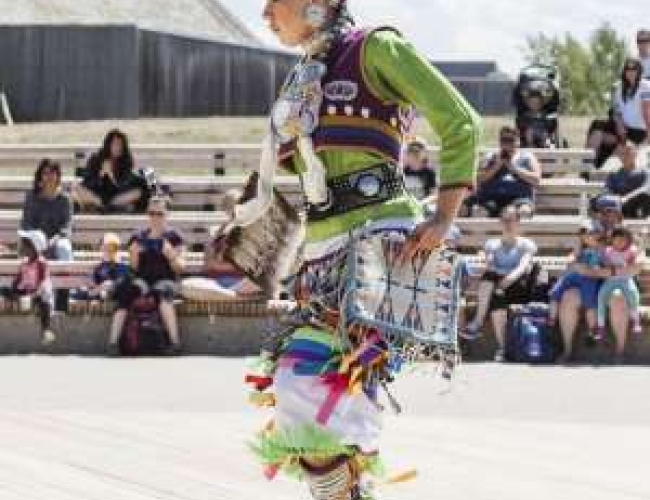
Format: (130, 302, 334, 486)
(637, 29, 650, 80)
(465, 126, 542, 218)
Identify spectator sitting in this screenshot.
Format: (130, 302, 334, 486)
(556, 198, 640, 364)
(592, 194, 624, 235)
(107, 197, 185, 354)
(72, 129, 149, 213)
(465, 127, 542, 218)
(586, 108, 620, 169)
(181, 190, 261, 301)
(71, 233, 131, 304)
(637, 29, 650, 80)
(462, 206, 539, 361)
(403, 137, 437, 206)
(613, 57, 650, 145)
(548, 219, 605, 360)
(21, 159, 73, 261)
(596, 227, 642, 338)
(0, 230, 55, 345)
(604, 140, 650, 218)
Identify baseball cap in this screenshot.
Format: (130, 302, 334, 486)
(17, 229, 48, 254)
(594, 194, 622, 213)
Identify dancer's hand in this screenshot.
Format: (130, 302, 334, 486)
(399, 186, 467, 265)
(399, 217, 449, 265)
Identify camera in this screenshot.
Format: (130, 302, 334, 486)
(140, 166, 158, 191)
(143, 238, 164, 253)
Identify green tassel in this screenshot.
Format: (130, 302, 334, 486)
(250, 424, 354, 466)
(250, 424, 387, 479)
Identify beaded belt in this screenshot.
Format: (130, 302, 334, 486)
(306, 163, 406, 221)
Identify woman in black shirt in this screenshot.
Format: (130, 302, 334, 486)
(73, 129, 149, 213)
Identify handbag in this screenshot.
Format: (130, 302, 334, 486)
(224, 172, 304, 296)
(343, 229, 462, 353)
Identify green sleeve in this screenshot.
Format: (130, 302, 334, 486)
(363, 29, 481, 189)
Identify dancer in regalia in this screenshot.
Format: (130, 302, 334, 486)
(237, 1, 481, 498)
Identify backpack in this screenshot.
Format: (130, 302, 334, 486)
(505, 303, 559, 364)
(119, 295, 169, 356)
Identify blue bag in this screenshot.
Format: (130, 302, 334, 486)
(505, 303, 558, 364)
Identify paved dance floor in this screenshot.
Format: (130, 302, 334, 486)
(0, 357, 648, 500)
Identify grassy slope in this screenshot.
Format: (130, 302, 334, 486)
(0, 116, 592, 148)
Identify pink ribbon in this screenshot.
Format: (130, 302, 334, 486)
(264, 464, 280, 480)
(316, 373, 350, 425)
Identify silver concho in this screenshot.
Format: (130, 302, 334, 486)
(356, 174, 382, 197)
(271, 60, 327, 144)
(323, 80, 359, 102)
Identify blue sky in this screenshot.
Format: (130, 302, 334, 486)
(224, 0, 643, 75)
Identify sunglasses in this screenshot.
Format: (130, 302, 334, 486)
(148, 211, 166, 217)
(638, 39, 650, 44)
(625, 66, 640, 71)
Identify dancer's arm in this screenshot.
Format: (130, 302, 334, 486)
(364, 30, 481, 256)
(363, 30, 481, 192)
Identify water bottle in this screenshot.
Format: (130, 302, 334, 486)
(526, 322, 542, 359)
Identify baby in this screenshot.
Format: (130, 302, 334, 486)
(71, 233, 131, 303)
(90, 233, 131, 300)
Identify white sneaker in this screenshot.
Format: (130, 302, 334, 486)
(41, 329, 56, 345)
(494, 349, 505, 363)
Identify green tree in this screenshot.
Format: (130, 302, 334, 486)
(523, 23, 628, 115)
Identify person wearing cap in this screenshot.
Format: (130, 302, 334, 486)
(637, 29, 650, 80)
(239, 0, 481, 497)
(604, 140, 650, 218)
(465, 126, 541, 218)
(556, 206, 644, 364)
(548, 219, 605, 361)
(20, 159, 74, 262)
(592, 194, 624, 235)
(461, 206, 538, 361)
(0, 230, 55, 345)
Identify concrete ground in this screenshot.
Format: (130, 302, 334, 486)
(0, 357, 648, 500)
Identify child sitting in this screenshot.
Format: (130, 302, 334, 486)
(71, 233, 131, 304)
(91, 233, 131, 300)
(549, 220, 604, 339)
(596, 227, 642, 338)
(0, 230, 55, 344)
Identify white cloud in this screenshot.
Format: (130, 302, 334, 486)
(222, 0, 644, 75)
